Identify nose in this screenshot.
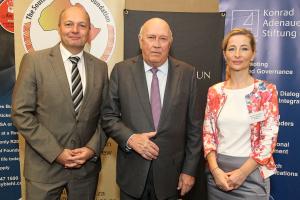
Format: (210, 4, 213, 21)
(153, 38, 161, 48)
(234, 49, 240, 57)
(71, 24, 79, 33)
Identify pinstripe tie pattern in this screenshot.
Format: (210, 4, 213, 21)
(69, 56, 83, 117)
(150, 68, 161, 130)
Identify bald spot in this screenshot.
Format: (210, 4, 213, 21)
(139, 18, 173, 41)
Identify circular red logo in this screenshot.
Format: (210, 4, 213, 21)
(0, 0, 14, 33)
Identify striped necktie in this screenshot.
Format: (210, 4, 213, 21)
(69, 56, 83, 117)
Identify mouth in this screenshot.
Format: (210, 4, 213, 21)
(232, 61, 243, 65)
(151, 52, 161, 55)
(69, 36, 81, 40)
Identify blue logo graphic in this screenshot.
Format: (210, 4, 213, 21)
(231, 10, 259, 36)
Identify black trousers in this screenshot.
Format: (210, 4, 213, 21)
(120, 163, 157, 200)
(120, 163, 178, 200)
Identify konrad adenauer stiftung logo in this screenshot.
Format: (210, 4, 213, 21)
(22, 0, 116, 62)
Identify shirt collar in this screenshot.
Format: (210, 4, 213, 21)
(60, 43, 83, 62)
(143, 59, 168, 75)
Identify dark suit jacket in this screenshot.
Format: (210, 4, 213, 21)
(102, 55, 202, 199)
(12, 44, 108, 183)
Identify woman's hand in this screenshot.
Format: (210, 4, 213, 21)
(211, 167, 233, 191)
(227, 157, 259, 189)
(226, 168, 247, 189)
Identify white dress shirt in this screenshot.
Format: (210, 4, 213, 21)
(60, 43, 86, 95)
(144, 60, 168, 106)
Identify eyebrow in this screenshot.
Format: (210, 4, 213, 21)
(228, 44, 250, 47)
(63, 20, 88, 24)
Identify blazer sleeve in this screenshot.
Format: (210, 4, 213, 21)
(102, 64, 134, 151)
(181, 68, 203, 176)
(250, 83, 279, 165)
(85, 62, 109, 156)
(11, 53, 63, 163)
(202, 86, 219, 158)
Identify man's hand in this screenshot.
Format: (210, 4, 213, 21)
(127, 132, 159, 160)
(67, 147, 95, 167)
(177, 173, 195, 196)
(56, 147, 95, 169)
(56, 149, 80, 168)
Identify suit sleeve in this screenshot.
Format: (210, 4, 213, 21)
(181, 67, 203, 176)
(102, 64, 134, 151)
(85, 63, 109, 155)
(11, 53, 63, 163)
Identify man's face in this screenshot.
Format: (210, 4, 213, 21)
(58, 6, 90, 54)
(139, 19, 172, 68)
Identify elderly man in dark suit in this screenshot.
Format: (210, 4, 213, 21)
(12, 5, 108, 200)
(102, 18, 202, 200)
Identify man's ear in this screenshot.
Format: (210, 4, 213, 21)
(138, 35, 143, 50)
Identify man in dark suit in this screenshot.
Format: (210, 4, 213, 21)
(102, 18, 202, 200)
(12, 5, 108, 200)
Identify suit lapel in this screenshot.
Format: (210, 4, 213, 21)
(49, 44, 75, 116)
(158, 58, 182, 130)
(130, 56, 153, 125)
(77, 52, 94, 116)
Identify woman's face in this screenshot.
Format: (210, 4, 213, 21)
(223, 34, 255, 74)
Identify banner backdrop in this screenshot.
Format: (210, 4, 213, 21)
(219, 0, 300, 199)
(0, 0, 22, 199)
(124, 10, 225, 199)
(14, 0, 125, 199)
